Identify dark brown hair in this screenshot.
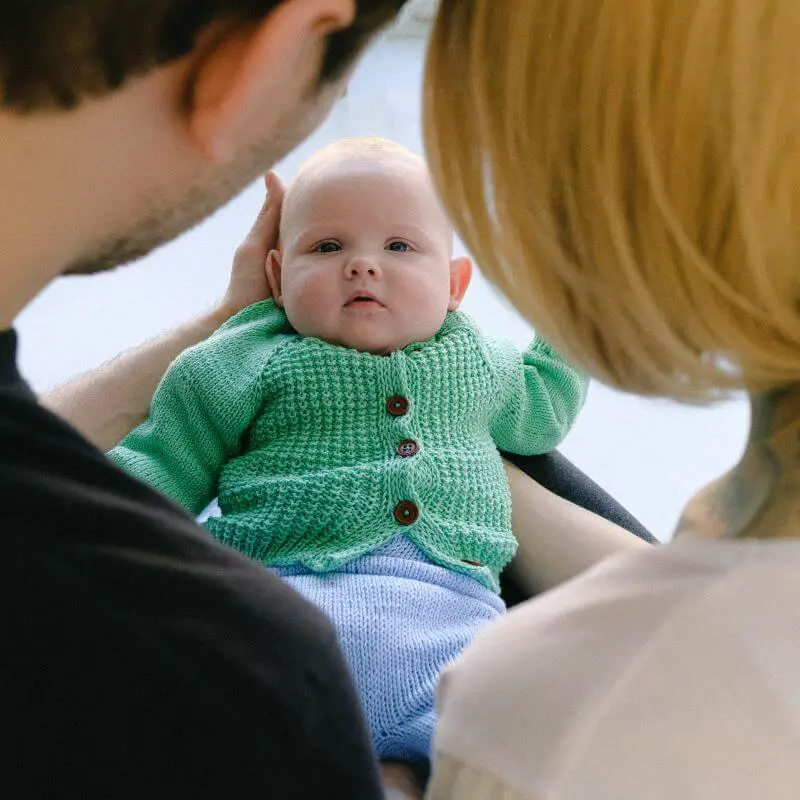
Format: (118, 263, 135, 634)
(1, 0, 406, 111)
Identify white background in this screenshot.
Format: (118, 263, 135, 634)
(15, 33, 749, 542)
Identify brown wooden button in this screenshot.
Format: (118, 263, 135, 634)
(393, 500, 419, 526)
(396, 439, 419, 458)
(387, 395, 409, 417)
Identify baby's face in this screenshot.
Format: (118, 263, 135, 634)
(270, 153, 468, 353)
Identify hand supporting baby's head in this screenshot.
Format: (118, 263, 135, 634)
(267, 138, 472, 354)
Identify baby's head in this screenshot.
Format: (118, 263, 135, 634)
(267, 138, 472, 353)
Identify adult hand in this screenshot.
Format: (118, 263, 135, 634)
(218, 171, 286, 318)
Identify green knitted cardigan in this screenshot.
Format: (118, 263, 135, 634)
(109, 299, 587, 592)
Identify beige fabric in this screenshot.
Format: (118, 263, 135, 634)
(432, 541, 800, 800)
(427, 753, 530, 800)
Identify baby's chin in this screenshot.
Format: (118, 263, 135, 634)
(289, 312, 445, 354)
(330, 325, 438, 354)
(333, 332, 411, 354)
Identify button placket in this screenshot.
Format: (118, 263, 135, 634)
(384, 352, 421, 527)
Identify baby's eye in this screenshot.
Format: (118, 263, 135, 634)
(314, 240, 342, 254)
(386, 240, 412, 253)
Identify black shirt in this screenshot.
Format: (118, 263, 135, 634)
(0, 330, 382, 798)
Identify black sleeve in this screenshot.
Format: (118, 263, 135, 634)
(0, 344, 384, 800)
(12, 541, 385, 799)
(500, 450, 657, 607)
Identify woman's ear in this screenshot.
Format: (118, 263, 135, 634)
(448, 256, 473, 311)
(267, 249, 284, 305)
(187, 0, 355, 163)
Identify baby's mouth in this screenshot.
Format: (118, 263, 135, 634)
(344, 292, 384, 308)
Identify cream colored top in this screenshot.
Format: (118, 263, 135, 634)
(433, 540, 800, 799)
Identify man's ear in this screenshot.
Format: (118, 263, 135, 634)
(448, 256, 473, 311)
(188, 0, 355, 163)
(267, 249, 284, 305)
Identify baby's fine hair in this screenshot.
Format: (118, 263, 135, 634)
(280, 137, 427, 241)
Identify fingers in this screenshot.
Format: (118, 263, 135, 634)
(265, 169, 286, 199)
(244, 171, 286, 252)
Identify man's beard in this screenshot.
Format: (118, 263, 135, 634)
(61, 85, 337, 277)
(62, 142, 269, 277)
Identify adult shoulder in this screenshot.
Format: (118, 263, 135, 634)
(434, 540, 800, 799)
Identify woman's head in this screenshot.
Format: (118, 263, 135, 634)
(425, 0, 800, 401)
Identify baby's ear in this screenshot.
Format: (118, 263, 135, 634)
(448, 256, 473, 311)
(266, 249, 283, 305)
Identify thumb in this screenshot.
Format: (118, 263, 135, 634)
(244, 170, 286, 252)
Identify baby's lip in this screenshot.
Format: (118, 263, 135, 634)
(344, 291, 385, 307)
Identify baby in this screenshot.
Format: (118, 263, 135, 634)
(109, 138, 588, 792)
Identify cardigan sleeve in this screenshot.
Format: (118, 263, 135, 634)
(107, 300, 293, 514)
(487, 335, 589, 456)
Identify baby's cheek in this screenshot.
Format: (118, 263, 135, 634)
(284, 273, 336, 334)
(408, 278, 451, 318)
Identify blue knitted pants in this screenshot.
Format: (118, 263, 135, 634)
(272, 537, 505, 763)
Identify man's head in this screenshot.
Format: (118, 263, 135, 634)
(0, 1, 406, 325)
(267, 137, 472, 353)
(1, 1, 402, 113)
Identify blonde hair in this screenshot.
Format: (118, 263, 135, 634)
(424, 0, 800, 400)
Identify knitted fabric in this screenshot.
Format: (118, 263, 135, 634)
(109, 299, 587, 592)
(273, 535, 505, 763)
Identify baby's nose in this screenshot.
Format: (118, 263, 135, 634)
(347, 258, 380, 277)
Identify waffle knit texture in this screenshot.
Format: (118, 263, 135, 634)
(108, 299, 587, 592)
(274, 535, 505, 763)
